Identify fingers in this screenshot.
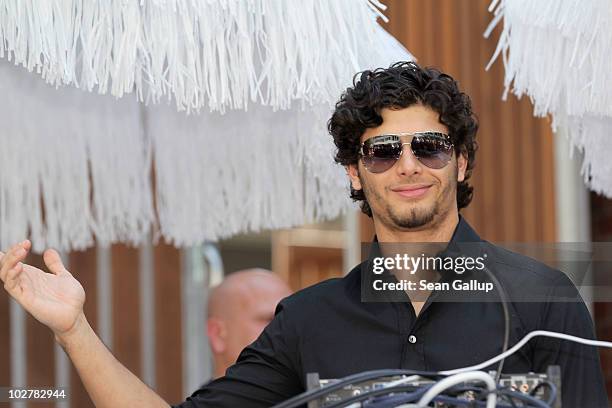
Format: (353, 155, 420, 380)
(4, 262, 24, 291)
(21, 240, 31, 251)
(0, 240, 30, 283)
(43, 249, 68, 276)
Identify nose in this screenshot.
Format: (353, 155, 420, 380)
(395, 143, 423, 176)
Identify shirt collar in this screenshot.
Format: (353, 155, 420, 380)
(449, 214, 482, 243)
(370, 215, 482, 246)
(365, 215, 485, 280)
(354, 215, 487, 311)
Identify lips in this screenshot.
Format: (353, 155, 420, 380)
(391, 184, 432, 199)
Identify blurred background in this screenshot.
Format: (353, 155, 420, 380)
(2, 0, 612, 406)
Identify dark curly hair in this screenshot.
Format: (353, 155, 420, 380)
(328, 61, 478, 217)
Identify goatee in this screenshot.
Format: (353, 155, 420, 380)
(388, 206, 438, 229)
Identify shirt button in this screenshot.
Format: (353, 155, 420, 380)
(408, 335, 417, 344)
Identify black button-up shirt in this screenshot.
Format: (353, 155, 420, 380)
(175, 217, 608, 408)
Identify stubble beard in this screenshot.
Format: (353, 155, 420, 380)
(360, 173, 455, 231)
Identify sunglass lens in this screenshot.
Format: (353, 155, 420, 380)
(412, 134, 453, 169)
(361, 139, 402, 173)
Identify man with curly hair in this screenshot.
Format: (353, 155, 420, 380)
(0, 62, 608, 407)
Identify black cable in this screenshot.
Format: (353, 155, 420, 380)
(480, 263, 511, 383)
(363, 386, 547, 408)
(363, 384, 485, 408)
(340, 383, 522, 408)
(270, 369, 440, 408)
(326, 384, 427, 408)
(529, 381, 557, 406)
(499, 393, 519, 408)
(363, 392, 425, 408)
(438, 385, 518, 408)
(439, 243, 511, 383)
(306, 376, 550, 408)
(488, 387, 519, 408)
(494, 388, 552, 408)
(445, 386, 485, 395)
(433, 392, 549, 408)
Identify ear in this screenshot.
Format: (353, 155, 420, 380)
(457, 151, 468, 182)
(346, 164, 362, 191)
(207, 318, 227, 354)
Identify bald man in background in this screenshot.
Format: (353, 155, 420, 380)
(206, 269, 292, 379)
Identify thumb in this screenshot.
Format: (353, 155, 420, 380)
(43, 249, 68, 276)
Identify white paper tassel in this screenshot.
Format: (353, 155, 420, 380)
(485, 0, 612, 196)
(0, 63, 151, 252)
(0, 1, 412, 252)
(0, 0, 411, 113)
(0, 62, 351, 252)
(553, 113, 612, 198)
(147, 103, 348, 247)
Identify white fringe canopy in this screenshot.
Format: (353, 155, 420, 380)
(0, 0, 408, 112)
(0, 1, 413, 252)
(485, 0, 612, 197)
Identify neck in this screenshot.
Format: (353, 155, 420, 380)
(374, 209, 460, 244)
(212, 357, 229, 379)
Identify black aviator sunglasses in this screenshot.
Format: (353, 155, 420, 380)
(359, 132, 454, 173)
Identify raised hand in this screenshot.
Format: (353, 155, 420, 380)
(1, 241, 171, 407)
(0, 240, 86, 339)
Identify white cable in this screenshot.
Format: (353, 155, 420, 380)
(416, 371, 497, 408)
(383, 375, 422, 388)
(441, 329, 612, 376)
(335, 330, 610, 407)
